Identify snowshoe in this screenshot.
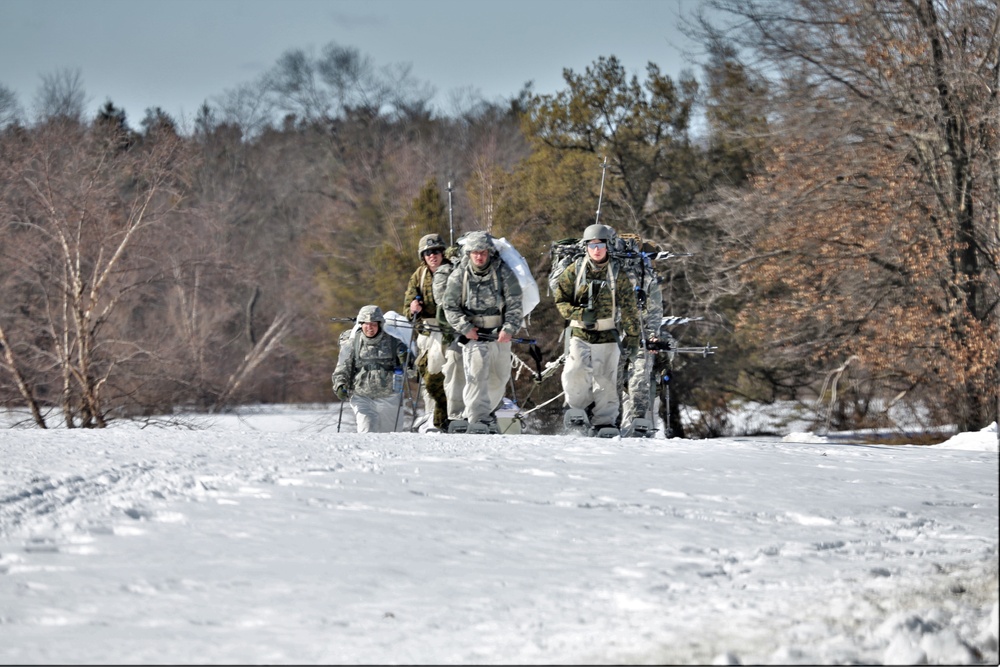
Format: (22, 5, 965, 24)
(628, 418, 654, 438)
(563, 408, 590, 435)
(467, 421, 491, 435)
(448, 420, 469, 434)
(591, 424, 621, 438)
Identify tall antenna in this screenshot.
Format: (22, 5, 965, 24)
(447, 181, 454, 247)
(595, 156, 608, 224)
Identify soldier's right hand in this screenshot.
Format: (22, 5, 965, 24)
(334, 385, 349, 400)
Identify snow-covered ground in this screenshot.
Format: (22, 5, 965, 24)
(1, 405, 996, 665)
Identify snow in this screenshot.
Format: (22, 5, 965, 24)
(1, 407, 996, 665)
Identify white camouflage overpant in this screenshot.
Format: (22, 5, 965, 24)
(416, 331, 446, 424)
(350, 394, 404, 433)
(443, 345, 466, 420)
(461, 339, 511, 424)
(620, 346, 654, 433)
(561, 336, 621, 427)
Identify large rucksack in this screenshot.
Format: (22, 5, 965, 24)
(547, 238, 586, 295)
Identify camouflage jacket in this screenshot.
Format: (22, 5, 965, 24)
(332, 329, 407, 399)
(554, 256, 640, 345)
(403, 264, 440, 331)
(432, 258, 458, 339)
(442, 253, 523, 338)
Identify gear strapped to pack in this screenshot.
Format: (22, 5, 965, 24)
(349, 329, 399, 383)
(569, 256, 619, 331)
(460, 258, 506, 328)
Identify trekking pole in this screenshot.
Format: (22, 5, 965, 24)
(447, 181, 454, 247)
(337, 394, 346, 433)
(408, 360, 424, 432)
(395, 324, 418, 431)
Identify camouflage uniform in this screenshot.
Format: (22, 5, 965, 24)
(442, 231, 523, 426)
(553, 225, 640, 430)
(403, 234, 449, 430)
(616, 236, 664, 436)
(331, 305, 408, 433)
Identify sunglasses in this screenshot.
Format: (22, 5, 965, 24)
(422, 249, 443, 257)
(587, 242, 607, 250)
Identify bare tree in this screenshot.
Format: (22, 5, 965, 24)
(33, 68, 87, 124)
(0, 83, 24, 129)
(0, 118, 192, 426)
(696, 0, 999, 430)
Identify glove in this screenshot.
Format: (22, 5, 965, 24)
(334, 384, 349, 401)
(581, 309, 597, 330)
(624, 336, 639, 362)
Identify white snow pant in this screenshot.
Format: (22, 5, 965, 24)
(561, 336, 621, 427)
(416, 331, 446, 422)
(461, 339, 511, 424)
(443, 344, 466, 420)
(350, 394, 404, 433)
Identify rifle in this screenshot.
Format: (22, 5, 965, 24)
(457, 331, 537, 345)
(643, 339, 718, 357)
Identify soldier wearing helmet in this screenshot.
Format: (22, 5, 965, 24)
(442, 230, 524, 430)
(332, 305, 409, 433)
(553, 223, 641, 436)
(403, 233, 450, 431)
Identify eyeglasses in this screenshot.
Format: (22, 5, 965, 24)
(587, 242, 607, 250)
(422, 249, 443, 257)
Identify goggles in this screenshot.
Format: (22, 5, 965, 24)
(587, 241, 607, 250)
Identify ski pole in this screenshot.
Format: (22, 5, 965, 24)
(337, 395, 345, 433)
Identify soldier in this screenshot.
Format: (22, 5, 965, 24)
(331, 305, 409, 433)
(442, 231, 523, 430)
(553, 223, 641, 436)
(616, 235, 664, 437)
(403, 233, 449, 431)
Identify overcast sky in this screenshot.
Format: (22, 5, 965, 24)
(1, 0, 707, 126)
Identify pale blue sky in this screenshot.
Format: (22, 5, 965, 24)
(1, 0, 707, 125)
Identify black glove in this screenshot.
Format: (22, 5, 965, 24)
(334, 384, 349, 401)
(581, 309, 597, 330)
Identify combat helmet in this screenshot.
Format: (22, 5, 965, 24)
(356, 304, 385, 324)
(582, 223, 615, 243)
(462, 230, 494, 253)
(417, 233, 446, 260)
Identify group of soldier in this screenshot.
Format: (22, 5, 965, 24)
(332, 223, 672, 437)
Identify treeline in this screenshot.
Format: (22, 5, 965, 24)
(1, 1, 996, 433)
